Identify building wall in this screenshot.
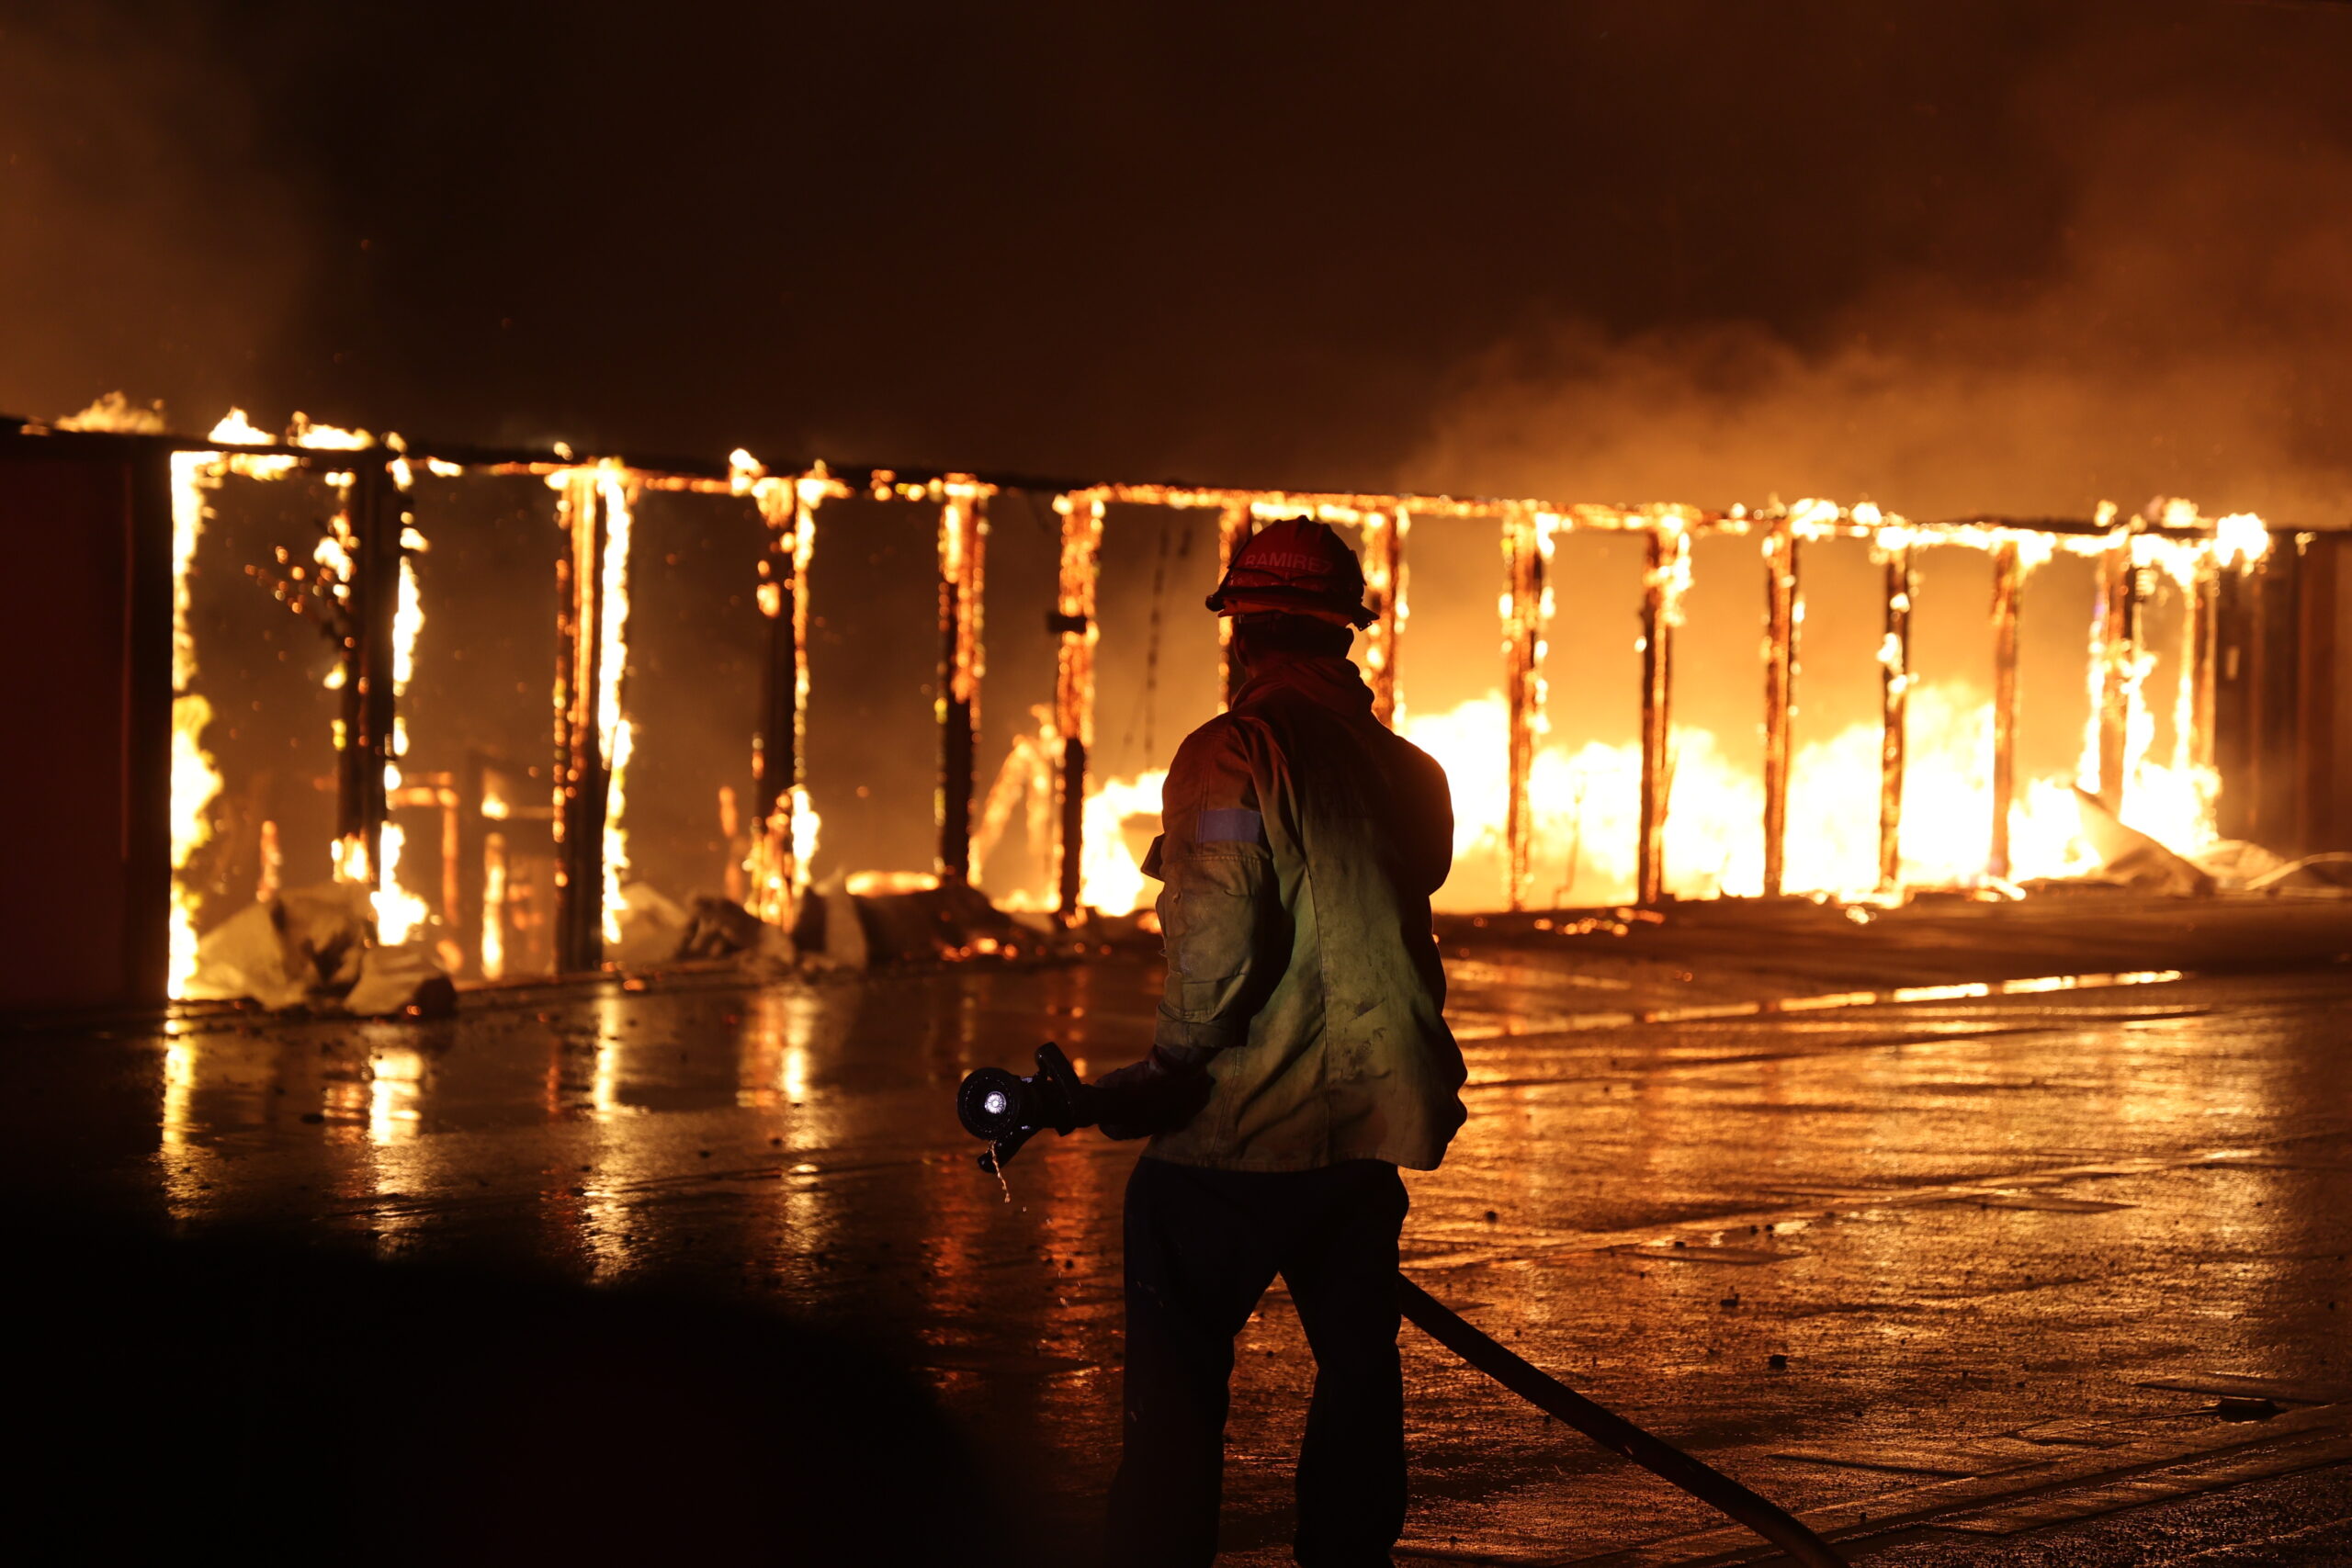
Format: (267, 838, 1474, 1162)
(0, 440, 170, 1016)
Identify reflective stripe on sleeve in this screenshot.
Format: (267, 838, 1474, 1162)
(1196, 807, 1267, 846)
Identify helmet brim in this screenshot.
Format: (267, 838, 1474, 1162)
(1204, 585, 1376, 628)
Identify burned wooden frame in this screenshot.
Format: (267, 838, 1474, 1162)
(123, 418, 2290, 996)
(1023, 497, 2262, 916)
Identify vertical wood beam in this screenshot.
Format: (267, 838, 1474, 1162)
(2188, 553, 2219, 775)
(2297, 534, 2338, 853)
(749, 473, 820, 924)
(338, 461, 400, 923)
(330, 480, 368, 879)
(1362, 507, 1407, 726)
(751, 491, 797, 916)
(936, 484, 988, 883)
(1760, 519, 1800, 897)
(1637, 526, 1686, 905)
(1878, 542, 1914, 892)
(457, 751, 489, 978)
(1988, 540, 2022, 880)
(552, 471, 606, 973)
(2254, 547, 2302, 847)
(1501, 508, 1550, 911)
(2214, 557, 2256, 842)
(126, 447, 177, 1005)
(1052, 492, 1104, 922)
(2094, 530, 2135, 809)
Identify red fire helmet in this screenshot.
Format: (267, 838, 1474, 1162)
(1204, 517, 1376, 627)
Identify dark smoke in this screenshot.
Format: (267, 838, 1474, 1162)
(0, 6, 308, 427)
(1404, 17, 2352, 525)
(6, 3, 2349, 524)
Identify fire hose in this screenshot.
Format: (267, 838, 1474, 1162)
(957, 1044, 1847, 1568)
(1394, 1278, 1844, 1566)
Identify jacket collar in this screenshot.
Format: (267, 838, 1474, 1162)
(1233, 652, 1375, 717)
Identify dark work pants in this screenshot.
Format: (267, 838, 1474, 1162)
(1104, 1156, 1409, 1568)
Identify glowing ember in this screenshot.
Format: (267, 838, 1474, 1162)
(255, 819, 283, 904)
(845, 871, 940, 896)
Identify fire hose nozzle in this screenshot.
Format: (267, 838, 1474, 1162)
(956, 1042, 1093, 1173)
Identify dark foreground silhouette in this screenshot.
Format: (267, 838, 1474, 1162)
(12, 1224, 1008, 1567)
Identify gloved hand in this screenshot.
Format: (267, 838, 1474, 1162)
(1091, 1049, 1215, 1141)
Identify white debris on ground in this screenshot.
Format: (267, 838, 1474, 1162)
(788, 872, 1038, 969)
(2065, 788, 2216, 897)
(606, 882, 692, 967)
(2191, 838, 2291, 890)
(341, 942, 455, 1016)
(678, 894, 796, 968)
(2049, 791, 2352, 898)
(187, 882, 453, 1015)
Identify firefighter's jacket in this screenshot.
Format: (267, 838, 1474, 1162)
(1140, 650, 1465, 1172)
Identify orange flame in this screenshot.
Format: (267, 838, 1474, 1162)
(1072, 502, 2270, 915)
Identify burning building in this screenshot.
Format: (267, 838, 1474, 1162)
(1, 405, 2345, 1018)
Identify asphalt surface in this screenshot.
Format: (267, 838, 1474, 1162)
(6, 897, 2349, 1564)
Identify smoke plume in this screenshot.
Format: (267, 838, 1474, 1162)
(1406, 44, 2352, 527)
(0, 6, 307, 427)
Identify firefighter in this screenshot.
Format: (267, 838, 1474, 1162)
(1089, 517, 1466, 1568)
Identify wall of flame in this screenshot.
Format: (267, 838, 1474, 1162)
(145, 403, 2281, 990)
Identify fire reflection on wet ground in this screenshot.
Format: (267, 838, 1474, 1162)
(9, 900, 2350, 1564)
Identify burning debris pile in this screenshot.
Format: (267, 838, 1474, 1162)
(23, 394, 2335, 1010)
(185, 880, 453, 1017)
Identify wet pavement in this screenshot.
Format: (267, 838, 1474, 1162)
(6, 897, 2349, 1564)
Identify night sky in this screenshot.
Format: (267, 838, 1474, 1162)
(5, 1, 2351, 518)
